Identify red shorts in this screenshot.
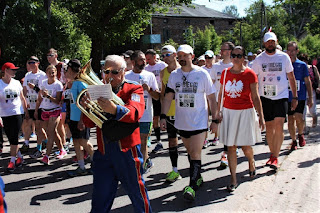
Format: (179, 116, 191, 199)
(41, 109, 61, 121)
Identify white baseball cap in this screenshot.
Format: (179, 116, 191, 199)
(198, 55, 205, 61)
(161, 45, 176, 53)
(204, 50, 214, 57)
(263, 32, 277, 42)
(248, 52, 253, 56)
(177, 44, 194, 55)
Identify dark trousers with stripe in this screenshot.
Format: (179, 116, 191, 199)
(91, 143, 151, 213)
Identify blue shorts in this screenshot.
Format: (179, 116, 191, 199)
(61, 102, 67, 113)
(139, 122, 152, 134)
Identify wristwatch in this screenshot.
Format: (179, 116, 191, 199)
(292, 97, 298, 100)
(212, 119, 220, 124)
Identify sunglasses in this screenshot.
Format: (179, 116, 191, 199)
(103, 69, 121, 75)
(231, 54, 244, 59)
(205, 56, 213, 59)
(161, 53, 172, 58)
(47, 54, 54, 57)
(28, 61, 36, 65)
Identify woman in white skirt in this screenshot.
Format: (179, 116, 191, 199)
(217, 46, 265, 192)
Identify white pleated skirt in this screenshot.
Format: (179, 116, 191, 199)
(219, 107, 262, 147)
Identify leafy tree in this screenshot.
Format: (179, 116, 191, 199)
(163, 38, 179, 50)
(222, 5, 240, 18)
(298, 34, 320, 60)
(0, 0, 91, 68)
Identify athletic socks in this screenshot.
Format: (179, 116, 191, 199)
(155, 127, 161, 141)
(169, 146, 178, 168)
(190, 160, 202, 189)
(17, 151, 22, 158)
(10, 156, 16, 163)
(37, 144, 42, 151)
(78, 159, 85, 170)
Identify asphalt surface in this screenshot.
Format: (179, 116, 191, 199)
(1, 102, 319, 213)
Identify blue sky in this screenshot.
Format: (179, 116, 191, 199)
(193, 0, 275, 17)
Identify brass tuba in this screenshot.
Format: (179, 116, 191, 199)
(76, 59, 124, 128)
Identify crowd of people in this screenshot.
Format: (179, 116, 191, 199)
(0, 31, 319, 212)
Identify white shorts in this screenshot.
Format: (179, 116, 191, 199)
(219, 107, 262, 147)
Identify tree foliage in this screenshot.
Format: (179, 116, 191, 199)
(222, 5, 239, 18)
(298, 34, 320, 60)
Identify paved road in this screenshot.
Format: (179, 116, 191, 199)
(1, 103, 319, 213)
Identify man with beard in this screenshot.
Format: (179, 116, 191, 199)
(160, 44, 218, 201)
(125, 50, 160, 174)
(252, 31, 298, 169)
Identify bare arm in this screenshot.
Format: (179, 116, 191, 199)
(287, 71, 298, 110)
(304, 76, 313, 108)
(250, 82, 265, 130)
(312, 65, 320, 93)
(20, 91, 29, 119)
(159, 91, 174, 131)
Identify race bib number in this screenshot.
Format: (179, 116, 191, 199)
(28, 94, 38, 103)
(263, 85, 277, 97)
(288, 80, 300, 92)
(178, 93, 195, 108)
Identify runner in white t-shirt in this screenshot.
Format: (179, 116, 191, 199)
(210, 42, 235, 167)
(21, 56, 47, 155)
(160, 44, 218, 202)
(252, 31, 298, 169)
(34, 65, 66, 165)
(125, 50, 160, 174)
(145, 49, 167, 152)
(0, 62, 29, 172)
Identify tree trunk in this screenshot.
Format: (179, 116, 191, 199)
(90, 38, 104, 77)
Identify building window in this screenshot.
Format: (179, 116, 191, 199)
(229, 20, 233, 25)
(163, 28, 170, 42)
(163, 18, 168, 24)
(185, 19, 191, 24)
(210, 20, 215, 25)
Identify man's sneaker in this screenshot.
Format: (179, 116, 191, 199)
(266, 154, 273, 166)
(144, 158, 154, 174)
(20, 143, 29, 153)
(64, 144, 70, 153)
(67, 167, 88, 177)
(166, 170, 182, 182)
(212, 138, 219, 146)
(7, 162, 15, 172)
(298, 134, 306, 147)
(236, 148, 240, 157)
(270, 157, 278, 170)
(30, 150, 43, 159)
(152, 142, 163, 153)
(41, 139, 48, 149)
(220, 153, 228, 168)
(19, 134, 24, 140)
(30, 132, 36, 138)
(290, 140, 298, 151)
(57, 150, 68, 159)
(147, 137, 151, 148)
(194, 176, 204, 190)
(41, 155, 50, 165)
(16, 157, 25, 167)
(202, 139, 212, 149)
(183, 186, 195, 201)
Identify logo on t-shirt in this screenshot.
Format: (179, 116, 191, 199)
(225, 79, 243, 98)
(262, 63, 282, 72)
(4, 89, 18, 103)
(175, 82, 198, 93)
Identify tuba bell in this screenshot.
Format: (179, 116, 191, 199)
(75, 59, 124, 128)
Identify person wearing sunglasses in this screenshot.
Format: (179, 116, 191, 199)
(252, 31, 298, 169)
(80, 55, 152, 213)
(0, 62, 29, 172)
(211, 42, 235, 168)
(218, 46, 265, 192)
(21, 56, 47, 158)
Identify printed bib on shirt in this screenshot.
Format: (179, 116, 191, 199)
(178, 93, 195, 108)
(288, 80, 300, 92)
(263, 85, 277, 97)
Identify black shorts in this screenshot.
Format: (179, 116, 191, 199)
(152, 99, 161, 116)
(261, 97, 288, 122)
(288, 100, 306, 115)
(178, 128, 207, 139)
(37, 109, 44, 121)
(166, 116, 177, 139)
(27, 110, 36, 121)
(2, 115, 23, 145)
(68, 120, 90, 139)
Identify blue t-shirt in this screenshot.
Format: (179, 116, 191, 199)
(289, 59, 309, 101)
(70, 80, 88, 121)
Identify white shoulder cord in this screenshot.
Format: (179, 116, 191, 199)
(220, 68, 228, 112)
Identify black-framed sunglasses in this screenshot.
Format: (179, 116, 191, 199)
(205, 56, 213, 59)
(28, 61, 36, 65)
(47, 54, 54, 57)
(161, 53, 172, 58)
(231, 54, 244, 59)
(103, 69, 122, 75)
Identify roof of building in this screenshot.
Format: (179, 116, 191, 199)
(153, 3, 237, 19)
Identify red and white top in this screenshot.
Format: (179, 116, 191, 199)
(220, 67, 258, 110)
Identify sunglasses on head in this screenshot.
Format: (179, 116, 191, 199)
(103, 69, 121, 75)
(28, 61, 36, 65)
(205, 56, 213, 59)
(231, 54, 244, 59)
(161, 53, 172, 58)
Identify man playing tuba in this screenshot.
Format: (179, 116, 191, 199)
(81, 55, 152, 213)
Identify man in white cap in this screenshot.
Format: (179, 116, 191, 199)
(159, 44, 182, 182)
(247, 52, 254, 68)
(252, 31, 298, 169)
(160, 44, 218, 201)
